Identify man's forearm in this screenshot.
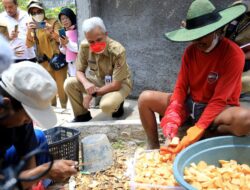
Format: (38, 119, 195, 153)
(20, 163, 50, 189)
(76, 71, 90, 86)
(97, 81, 122, 96)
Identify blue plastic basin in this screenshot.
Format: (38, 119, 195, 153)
(173, 136, 250, 190)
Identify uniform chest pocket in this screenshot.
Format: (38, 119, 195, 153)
(88, 60, 97, 71)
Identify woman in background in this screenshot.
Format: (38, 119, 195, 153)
(58, 8, 78, 77)
(26, 0, 68, 108)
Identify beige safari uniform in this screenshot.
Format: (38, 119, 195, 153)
(26, 18, 68, 108)
(64, 37, 132, 116)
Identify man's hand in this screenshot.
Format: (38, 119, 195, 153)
(48, 160, 77, 181)
(162, 123, 179, 139)
(83, 95, 93, 109)
(84, 81, 96, 95)
(168, 125, 205, 154)
(13, 46, 25, 57)
(9, 30, 19, 40)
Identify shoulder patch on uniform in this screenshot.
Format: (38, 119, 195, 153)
(80, 39, 90, 48)
(108, 39, 125, 56)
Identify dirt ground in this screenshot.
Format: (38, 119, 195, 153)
(48, 140, 145, 190)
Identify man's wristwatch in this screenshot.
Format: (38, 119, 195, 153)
(92, 92, 97, 97)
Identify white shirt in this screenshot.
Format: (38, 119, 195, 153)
(0, 9, 36, 60)
(59, 40, 78, 77)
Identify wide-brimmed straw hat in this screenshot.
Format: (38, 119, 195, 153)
(165, 0, 247, 42)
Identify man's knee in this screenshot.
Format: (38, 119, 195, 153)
(100, 94, 123, 114)
(234, 109, 250, 136)
(223, 109, 250, 136)
(100, 100, 119, 114)
(138, 90, 154, 109)
(64, 77, 78, 94)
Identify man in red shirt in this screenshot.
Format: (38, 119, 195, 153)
(138, 0, 250, 152)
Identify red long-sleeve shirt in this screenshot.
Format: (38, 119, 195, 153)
(170, 37, 245, 129)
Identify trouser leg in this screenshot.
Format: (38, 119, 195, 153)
(99, 84, 131, 114)
(64, 77, 89, 117)
(54, 66, 68, 108)
(41, 62, 57, 106)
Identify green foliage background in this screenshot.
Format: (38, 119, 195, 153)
(0, 0, 76, 19)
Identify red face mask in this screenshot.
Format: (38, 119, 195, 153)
(90, 42, 107, 54)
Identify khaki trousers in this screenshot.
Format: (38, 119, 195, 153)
(42, 61, 68, 108)
(64, 77, 131, 117)
(242, 70, 250, 93)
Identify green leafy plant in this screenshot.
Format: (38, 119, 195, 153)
(0, 1, 76, 19)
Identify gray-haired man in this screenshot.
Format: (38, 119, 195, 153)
(64, 17, 132, 122)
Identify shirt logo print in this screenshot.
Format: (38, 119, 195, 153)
(207, 72, 219, 84)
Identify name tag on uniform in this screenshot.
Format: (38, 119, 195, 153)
(105, 75, 112, 85)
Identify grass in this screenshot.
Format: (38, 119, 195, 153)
(112, 139, 125, 150)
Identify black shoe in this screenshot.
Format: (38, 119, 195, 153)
(71, 112, 92, 122)
(112, 102, 124, 118)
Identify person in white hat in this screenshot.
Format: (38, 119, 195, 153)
(0, 62, 77, 189)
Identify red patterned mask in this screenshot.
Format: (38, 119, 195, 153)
(90, 42, 107, 54)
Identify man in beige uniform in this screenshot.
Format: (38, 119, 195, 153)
(64, 17, 132, 122)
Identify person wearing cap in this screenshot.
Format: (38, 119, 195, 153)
(0, 62, 77, 188)
(58, 7, 78, 77)
(64, 17, 132, 122)
(26, 0, 68, 109)
(0, 0, 36, 63)
(138, 0, 250, 152)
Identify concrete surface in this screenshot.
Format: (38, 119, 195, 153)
(54, 98, 141, 125)
(40, 96, 250, 143)
(51, 98, 148, 142)
(75, 0, 233, 98)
